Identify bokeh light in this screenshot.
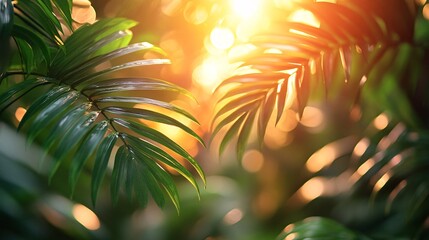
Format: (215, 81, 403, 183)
(299, 177, 325, 201)
(373, 113, 389, 130)
(223, 208, 244, 225)
(306, 145, 337, 173)
(14, 107, 26, 122)
(299, 106, 324, 129)
(210, 27, 235, 50)
(72, 204, 100, 231)
(423, 4, 429, 20)
(192, 55, 235, 91)
(356, 158, 375, 176)
(374, 172, 391, 192)
(184, 2, 208, 25)
(161, 0, 182, 16)
(242, 150, 265, 172)
(353, 138, 370, 157)
(288, 9, 320, 28)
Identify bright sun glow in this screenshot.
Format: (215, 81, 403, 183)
(210, 27, 235, 50)
(230, 0, 262, 19)
(193, 56, 234, 91)
(289, 9, 320, 28)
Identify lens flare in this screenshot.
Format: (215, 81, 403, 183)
(210, 27, 235, 50)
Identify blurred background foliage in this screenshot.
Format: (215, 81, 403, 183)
(2, 0, 429, 239)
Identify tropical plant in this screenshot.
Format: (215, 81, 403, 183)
(212, 0, 429, 238)
(0, 0, 204, 211)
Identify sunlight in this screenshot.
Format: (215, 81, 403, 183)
(242, 150, 265, 172)
(299, 177, 325, 201)
(193, 56, 231, 91)
(300, 106, 324, 129)
(285, 233, 298, 240)
(288, 9, 320, 28)
(72, 204, 100, 231)
(228, 44, 257, 60)
(230, 0, 262, 19)
(183, 2, 208, 25)
(353, 138, 370, 157)
(14, 107, 27, 122)
(306, 145, 337, 173)
(374, 172, 391, 192)
(210, 27, 235, 50)
(423, 4, 429, 20)
(356, 158, 375, 176)
(373, 113, 389, 130)
(161, 0, 182, 16)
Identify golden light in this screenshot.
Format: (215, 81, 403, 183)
(161, 0, 182, 16)
(159, 36, 185, 75)
(288, 9, 320, 28)
(353, 138, 370, 157)
(264, 48, 283, 54)
(223, 208, 244, 225)
(228, 44, 257, 60)
(15, 107, 27, 122)
(264, 131, 293, 150)
(423, 4, 429, 20)
(230, 0, 262, 19)
(284, 233, 298, 240)
(277, 109, 299, 132)
(306, 145, 337, 173)
(210, 27, 235, 50)
(300, 106, 324, 128)
(356, 158, 375, 176)
(72, 204, 100, 230)
(274, 0, 294, 9)
(299, 177, 325, 201)
(374, 172, 391, 191)
(373, 113, 389, 130)
(183, 2, 208, 25)
(242, 150, 265, 172)
(235, 20, 267, 42)
(193, 55, 235, 92)
(283, 224, 294, 233)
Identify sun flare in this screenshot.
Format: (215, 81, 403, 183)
(230, 0, 262, 19)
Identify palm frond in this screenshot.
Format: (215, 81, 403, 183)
(211, 0, 419, 159)
(0, 1, 205, 210)
(350, 120, 429, 231)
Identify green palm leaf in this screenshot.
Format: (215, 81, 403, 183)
(1, 1, 204, 210)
